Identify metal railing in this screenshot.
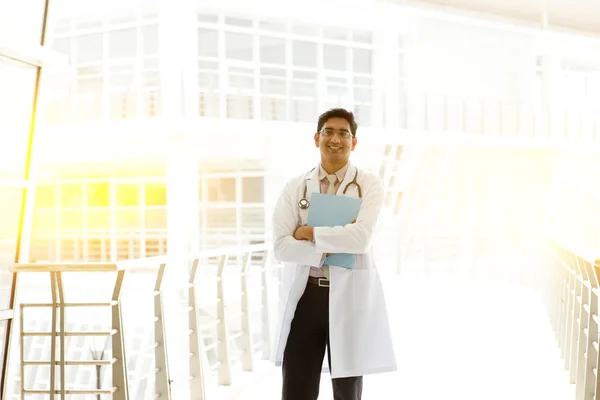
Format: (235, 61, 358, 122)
(545, 238, 600, 400)
(3, 243, 279, 399)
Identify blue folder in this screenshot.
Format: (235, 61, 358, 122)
(307, 193, 363, 269)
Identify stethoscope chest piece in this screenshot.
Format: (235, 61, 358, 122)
(298, 198, 310, 210)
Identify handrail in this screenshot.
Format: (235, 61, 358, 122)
(9, 243, 273, 273)
(5, 242, 280, 399)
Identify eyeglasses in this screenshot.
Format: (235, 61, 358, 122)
(319, 128, 354, 139)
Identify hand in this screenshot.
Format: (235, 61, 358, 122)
(293, 225, 314, 241)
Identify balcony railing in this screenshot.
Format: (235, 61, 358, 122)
(2, 243, 280, 400)
(544, 237, 600, 400)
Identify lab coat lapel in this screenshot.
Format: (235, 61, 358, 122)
(305, 165, 321, 200)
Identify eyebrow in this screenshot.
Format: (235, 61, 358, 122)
(324, 128, 350, 132)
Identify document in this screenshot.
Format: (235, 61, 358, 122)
(307, 193, 363, 269)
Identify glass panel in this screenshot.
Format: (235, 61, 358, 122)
(260, 36, 285, 64)
(225, 17, 253, 27)
(0, 0, 46, 44)
(87, 209, 111, 229)
(324, 45, 346, 71)
(60, 184, 83, 208)
(109, 28, 138, 59)
(145, 209, 166, 228)
(206, 178, 236, 202)
(292, 41, 317, 67)
(0, 187, 22, 310)
(116, 210, 140, 229)
(242, 177, 264, 203)
(0, 57, 37, 180)
(60, 210, 83, 230)
(35, 185, 56, 208)
(198, 28, 219, 58)
(87, 183, 110, 207)
(142, 25, 159, 55)
(145, 184, 166, 206)
(353, 48, 372, 74)
(76, 33, 104, 64)
(226, 32, 253, 61)
(116, 184, 140, 206)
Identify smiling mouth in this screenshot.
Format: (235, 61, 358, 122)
(328, 146, 342, 151)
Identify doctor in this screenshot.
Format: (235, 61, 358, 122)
(271, 108, 397, 400)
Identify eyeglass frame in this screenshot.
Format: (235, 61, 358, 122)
(318, 128, 355, 139)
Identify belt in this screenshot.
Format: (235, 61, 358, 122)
(307, 276, 330, 288)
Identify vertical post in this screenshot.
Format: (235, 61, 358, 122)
(19, 304, 25, 400)
(240, 252, 254, 372)
(188, 259, 207, 400)
(56, 273, 66, 399)
(592, 260, 600, 400)
(112, 270, 129, 400)
(154, 263, 172, 400)
(49, 272, 58, 400)
(260, 250, 273, 360)
(216, 255, 232, 385)
(574, 258, 589, 400)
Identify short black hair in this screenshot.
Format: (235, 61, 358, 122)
(316, 108, 358, 137)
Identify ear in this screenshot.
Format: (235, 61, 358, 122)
(351, 137, 357, 151)
(314, 132, 320, 147)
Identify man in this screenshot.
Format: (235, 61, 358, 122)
(271, 108, 397, 400)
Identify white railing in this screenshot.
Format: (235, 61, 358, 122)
(544, 237, 600, 400)
(4, 243, 280, 400)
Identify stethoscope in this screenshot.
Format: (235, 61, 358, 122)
(298, 168, 362, 210)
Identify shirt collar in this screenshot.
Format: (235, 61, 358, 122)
(318, 163, 349, 182)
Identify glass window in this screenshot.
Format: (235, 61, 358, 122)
(145, 184, 166, 206)
(260, 20, 286, 32)
(60, 210, 83, 230)
(242, 177, 264, 203)
(35, 185, 56, 208)
(260, 68, 286, 95)
(353, 48, 372, 74)
(0, 187, 23, 309)
(76, 34, 103, 64)
(52, 38, 72, 57)
(60, 184, 83, 208)
(353, 31, 372, 44)
(206, 178, 236, 202)
(226, 32, 253, 61)
(292, 41, 317, 68)
(324, 45, 346, 71)
(32, 209, 55, 231)
(225, 17, 253, 27)
(77, 76, 103, 121)
(260, 36, 286, 64)
(145, 209, 166, 228)
(87, 183, 110, 207)
(116, 184, 139, 206)
(109, 29, 137, 59)
(142, 25, 159, 55)
(0, 0, 46, 44)
(198, 28, 219, 58)
(116, 210, 140, 229)
(87, 209, 111, 229)
(0, 57, 37, 180)
(198, 13, 218, 23)
(324, 28, 347, 41)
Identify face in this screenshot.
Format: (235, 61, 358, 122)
(314, 117, 357, 164)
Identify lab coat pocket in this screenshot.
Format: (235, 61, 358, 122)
(353, 269, 376, 311)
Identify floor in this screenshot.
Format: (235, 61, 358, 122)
(209, 272, 574, 400)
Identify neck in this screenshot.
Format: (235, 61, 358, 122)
(321, 159, 348, 174)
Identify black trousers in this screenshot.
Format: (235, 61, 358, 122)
(282, 282, 363, 400)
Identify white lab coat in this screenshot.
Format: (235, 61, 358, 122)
(271, 163, 397, 378)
